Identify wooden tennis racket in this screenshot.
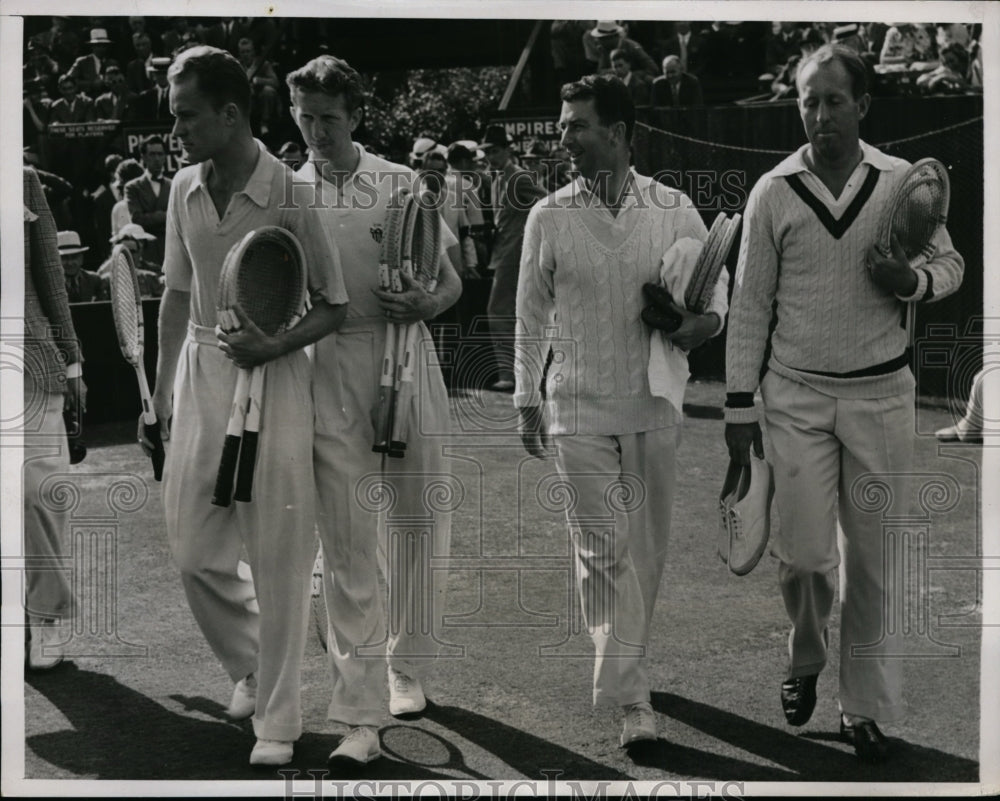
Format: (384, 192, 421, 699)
(212, 227, 306, 507)
(109, 244, 165, 480)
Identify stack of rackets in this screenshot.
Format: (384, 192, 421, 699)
(642, 211, 741, 332)
(874, 157, 950, 344)
(372, 186, 441, 458)
(108, 243, 165, 480)
(212, 226, 306, 507)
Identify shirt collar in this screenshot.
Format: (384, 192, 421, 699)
(304, 142, 379, 192)
(186, 138, 275, 207)
(567, 166, 646, 211)
(770, 140, 895, 177)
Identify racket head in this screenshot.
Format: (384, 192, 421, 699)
(879, 158, 950, 266)
(108, 244, 144, 366)
(383, 187, 413, 272)
(219, 226, 307, 335)
(410, 189, 442, 291)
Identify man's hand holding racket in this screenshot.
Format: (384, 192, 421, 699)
(519, 405, 552, 460)
(373, 270, 439, 324)
(867, 233, 919, 296)
(217, 304, 284, 369)
(642, 283, 719, 352)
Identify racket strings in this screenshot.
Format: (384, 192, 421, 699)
(235, 237, 305, 335)
(110, 251, 142, 361)
(893, 178, 947, 259)
(411, 203, 441, 290)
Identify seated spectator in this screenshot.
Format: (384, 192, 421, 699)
(765, 21, 802, 75)
(57, 231, 106, 303)
(134, 57, 173, 122)
(651, 54, 704, 107)
(879, 23, 935, 66)
(770, 27, 825, 99)
(93, 63, 131, 121)
(126, 32, 154, 96)
(31, 15, 82, 75)
(236, 37, 281, 136)
(110, 158, 145, 239)
(916, 42, 970, 94)
(276, 141, 305, 170)
(49, 74, 95, 124)
(610, 48, 653, 106)
(67, 28, 115, 98)
(100, 224, 164, 298)
(584, 21, 659, 78)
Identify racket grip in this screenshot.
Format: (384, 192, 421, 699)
(372, 385, 395, 453)
(145, 420, 165, 481)
(211, 435, 241, 507)
(233, 431, 258, 503)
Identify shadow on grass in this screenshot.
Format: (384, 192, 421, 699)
(25, 665, 461, 781)
(651, 691, 978, 783)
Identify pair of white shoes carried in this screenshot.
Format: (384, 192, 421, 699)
(238, 667, 426, 767)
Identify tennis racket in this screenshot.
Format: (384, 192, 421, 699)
(373, 188, 415, 453)
(388, 185, 441, 458)
(876, 158, 950, 345)
(212, 227, 306, 507)
(108, 244, 165, 480)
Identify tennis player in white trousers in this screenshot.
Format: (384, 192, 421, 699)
(139, 46, 348, 767)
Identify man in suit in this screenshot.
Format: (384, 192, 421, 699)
(134, 57, 173, 122)
(659, 21, 703, 74)
(57, 230, 107, 302)
(67, 28, 114, 98)
(611, 48, 653, 106)
(651, 55, 704, 107)
(584, 21, 659, 78)
(124, 135, 170, 270)
(203, 17, 251, 57)
(126, 33, 154, 96)
(94, 63, 131, 121)
(48, 74, 95, 124)
(480, 124, 548, 392)
(236, 37, 281, 136)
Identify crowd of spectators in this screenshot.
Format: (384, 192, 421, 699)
(22, 16, 984, 307)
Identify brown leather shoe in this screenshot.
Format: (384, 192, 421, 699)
(781, 673, 818, 726)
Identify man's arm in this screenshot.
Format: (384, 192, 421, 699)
(150, 287, 190, 431)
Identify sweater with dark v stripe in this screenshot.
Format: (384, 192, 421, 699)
(725, 142, 964, 424)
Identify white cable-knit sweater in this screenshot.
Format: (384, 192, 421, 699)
(514, 170, 729, 435)
(725, 142, 964, 424)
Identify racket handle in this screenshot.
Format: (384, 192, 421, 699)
(233, 430, 258, 502)
(373, 385, 395, 453)
(145, 420, 165, 481)
(212, 435, 240, 507)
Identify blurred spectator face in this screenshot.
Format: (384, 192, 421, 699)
(238, 39, 255, 68)
(105, 67, 125, 92)
(153, 68, 170, 89)
(779, 21, 798, 35)
(60, 250, 85, 276)
(481, 143, 508, 170)
(129, 16, 146, 34)
(422, 152, 448, 173)
(142, 141, 167, 176)
(611, 56, 630, 79)
(662, 56, 682, 84)
(278, 144, 304, 169)
(134, 34, 152, 59)
(58, 78, 77, 102)
(797, 57, 869, 164)
(676, 21, 691, 35)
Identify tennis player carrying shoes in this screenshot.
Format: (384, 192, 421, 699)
(138, 45, 348, 767)
(724, 44, 963, 763)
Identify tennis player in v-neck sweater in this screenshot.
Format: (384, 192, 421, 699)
(725, 45, 963, 762)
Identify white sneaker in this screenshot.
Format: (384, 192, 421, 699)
(27, 617, 64, 670)
(620, 701, 657, 747)
(227, 674, 257, 720)
(250, 738, 294, 766)
(328, 726, 381, 766)
(388, 667, 426, 716)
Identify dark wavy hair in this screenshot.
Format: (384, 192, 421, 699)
(167, 45, 251, 116)
(285, 55, 366, 119)
(559, 72, 635, 143)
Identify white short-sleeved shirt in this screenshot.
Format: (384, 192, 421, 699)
(163, 139, 348, 328)
(296, 143, 456, 320)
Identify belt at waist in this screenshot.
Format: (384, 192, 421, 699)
(337, 315, 387, 334)
(186, 320, 219, 346)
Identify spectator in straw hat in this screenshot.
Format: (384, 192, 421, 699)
(409, 136, 446, 169)
(68, 27, 114, 97)
(57, 230, 106, 303)
(584, 20, 659, 78)
(99, 223, 163, 298)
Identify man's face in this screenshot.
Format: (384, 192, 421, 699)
(422, 153, 447, 173)
(106, 69, 125, 93)
(598, 34, 621, 52)
(280, 148, 303, 169)
(61, 252, 84, 275)
(663, 60, 682, 84)
(290, 88, 362, 162)
(611, 57, 630, 79)
(238, 40, 254, 66)
(58, 79, 77, 101)
(170, 75, 232, 165)
(797, 59, 869, 164)
(559, 97, 616, 182)
(481, 143, 508, 170)
(134, 35, 151, 59)
(92, 42, 109, 58)
(143, 143, 166, 175)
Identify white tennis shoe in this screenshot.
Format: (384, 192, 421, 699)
(620, 701, 657, 747)
(720, 453, 774, 576)
(328, 726, 382, 765)
(228, 673, 257, 720)
(388, 667, 426, 716)
(250, 738, 293, 766)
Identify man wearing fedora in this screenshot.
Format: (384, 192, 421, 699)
(480, 124, 547, 392)
(57, 230, 106, 303)
(584, 21, 658, 79)
(135, 58, 174, 122)
(94, 63, 132, 121)
(125, 135, 171, 270)
(68, 28, 115, 98)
